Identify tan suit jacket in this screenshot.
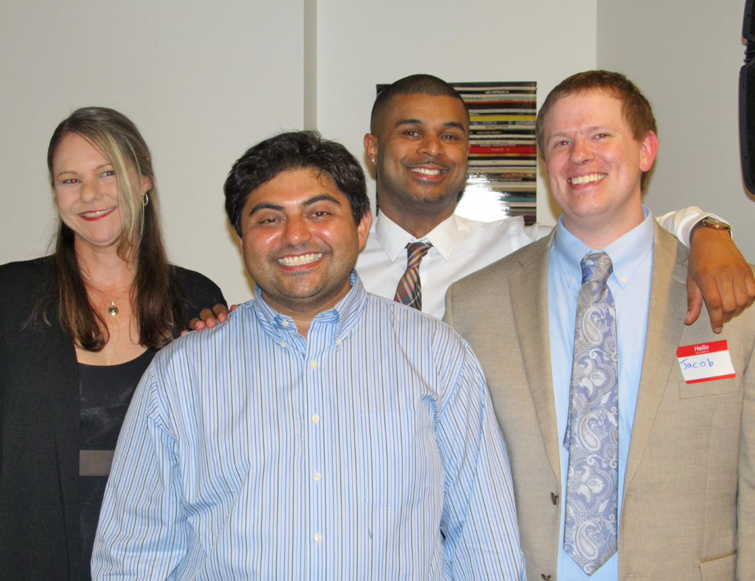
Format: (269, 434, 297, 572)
(445, 225, 754, 581)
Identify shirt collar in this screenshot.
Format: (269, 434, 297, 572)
(252, 270, 367, 338)
(373, 211, 460, 262)
(552, 206, 655, 289)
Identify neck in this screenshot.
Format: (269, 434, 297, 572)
(564, 209, 645, 251)
(378, 200, 456, 239)
(75, 239, 137, 290)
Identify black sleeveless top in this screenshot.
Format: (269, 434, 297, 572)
(77, 349, 156, 580)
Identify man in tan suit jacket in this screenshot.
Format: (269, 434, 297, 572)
(445, 71, 754, 580)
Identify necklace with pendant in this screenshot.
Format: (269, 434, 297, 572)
(81, 270, 133, 317)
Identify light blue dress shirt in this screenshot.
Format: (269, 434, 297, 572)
(93, 274, 526, 580)
(548, 209, 655, 580)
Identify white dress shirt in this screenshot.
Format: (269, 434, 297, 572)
(357, 213, 538, 319)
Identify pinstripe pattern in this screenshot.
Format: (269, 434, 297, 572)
(394, 242, 432, 310)
(93, 275, 525, 580)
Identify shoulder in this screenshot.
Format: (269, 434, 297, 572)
(169, 265, 227, 314)
(0, 257, 56, 314)
(149, 299, 253, 379)
(0, 256, 54, 286)
(171, 265, 224, 297)
(362, 291, 468, 351)
(453, 233, 550, 293)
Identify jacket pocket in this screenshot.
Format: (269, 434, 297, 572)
(678, 379, 741, 399)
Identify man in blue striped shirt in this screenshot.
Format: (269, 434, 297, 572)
(93, 131, 527, 580)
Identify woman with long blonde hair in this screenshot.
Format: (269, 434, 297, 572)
(0, 107, 225, 580)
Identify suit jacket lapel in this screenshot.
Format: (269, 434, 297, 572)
(624, 226, 687, 489)
(509, 232, 562, 483)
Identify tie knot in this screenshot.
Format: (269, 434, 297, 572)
(580, 252, 613, 284)
(406, 241, 432, 266)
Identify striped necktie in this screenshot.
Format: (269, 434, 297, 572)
(393, 242, 432, 311)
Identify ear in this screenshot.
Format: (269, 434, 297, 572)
(639, 130, 659, 172)
(356, 208, 373, 252)
(363, 133, 378, 166)
(141, 175, 153, 194)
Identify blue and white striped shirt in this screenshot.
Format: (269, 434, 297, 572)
(93, 274, 526, 580)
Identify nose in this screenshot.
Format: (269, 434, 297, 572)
(80, 180, 102, 203)
(281, 215, 311, 246)
(569, 137, 593, 165)
(569, 137, 592, 165)
(418, 132, 443, 158)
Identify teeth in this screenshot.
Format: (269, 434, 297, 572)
(278, 253, 322, 267)
(411, 168, 442, 176)
(569, 173, 606, 185)
(80, 207, 115, 218)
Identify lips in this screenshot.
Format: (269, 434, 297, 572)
(277, 253, 323, 267)
(568, 173, 607, 186)
(79, 207, 117, 221)
(406, 160, 451, 183)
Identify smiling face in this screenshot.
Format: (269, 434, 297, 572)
(542, 90, 658, 247)
(52, 132, 135, 252)
(364, 93, 469, 223)
(240, 167, 372, 319)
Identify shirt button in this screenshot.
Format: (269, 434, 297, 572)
(282, 320, 289, 328)
(620, 276, 628, 284)
(310, 361, 318, 369)
(314, 532, 322, 543)
(336, 339, 343, 346)
(312, 414, 321, 423)
(313, 472, 322, 481)
(279, 341, 286, 348)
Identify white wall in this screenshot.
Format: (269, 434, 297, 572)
(598, 0, 755, 259)
(0, 0, 304, 305)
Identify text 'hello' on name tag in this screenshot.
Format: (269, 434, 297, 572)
(676, 340, 737, 384)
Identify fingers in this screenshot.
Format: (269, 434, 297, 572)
(685, 278, 704, 327)
(185, 304, 236, 334)
(211, 303, 230, 323)
(733, 266, 755, 316)
(189, 316, 208, 331)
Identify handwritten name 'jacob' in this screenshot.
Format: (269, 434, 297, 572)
(679, 357, 714, 370)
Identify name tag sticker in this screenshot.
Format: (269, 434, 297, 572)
(677, 340, 737, 384)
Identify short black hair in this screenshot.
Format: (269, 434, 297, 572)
(224, 131, 370, 236)
(370, 74, 468, 134)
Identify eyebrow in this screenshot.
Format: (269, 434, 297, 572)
(248, 193, 343, 216)
(394, 118, 467, 134)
